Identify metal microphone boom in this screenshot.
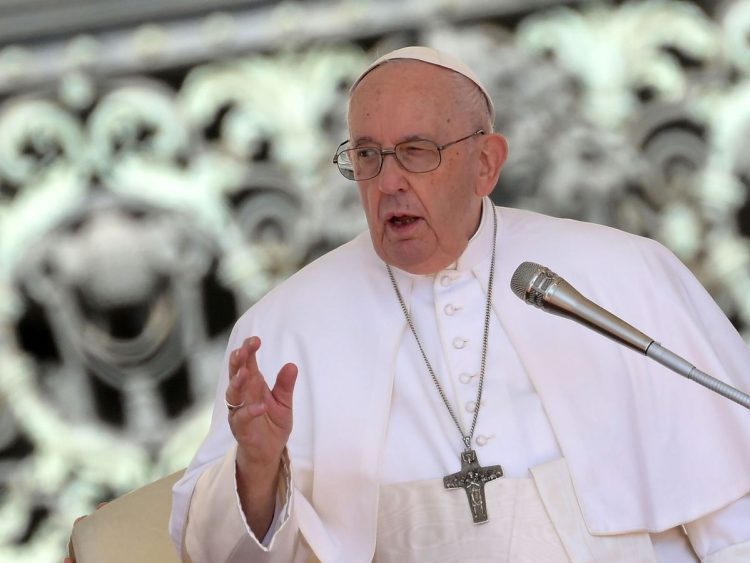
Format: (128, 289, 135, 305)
(510, 261, 750, 411)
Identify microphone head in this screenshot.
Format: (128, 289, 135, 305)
(510, 261, 545, 300)
(510, 261, 561, 309)
(511, 261, 654, 352)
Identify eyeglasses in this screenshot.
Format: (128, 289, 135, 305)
(333, 129, 485, 181)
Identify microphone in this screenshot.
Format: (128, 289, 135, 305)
(510, 261, 750, 410)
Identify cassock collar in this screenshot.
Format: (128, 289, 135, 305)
(453, 196, 494, 272)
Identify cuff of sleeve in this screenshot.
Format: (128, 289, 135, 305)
(185, 444, 294, 562)
(234, 446, 293, 550)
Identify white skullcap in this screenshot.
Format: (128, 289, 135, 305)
(350, 46, 495, 123)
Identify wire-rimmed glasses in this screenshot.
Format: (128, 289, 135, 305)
(333, 129, 485, 181)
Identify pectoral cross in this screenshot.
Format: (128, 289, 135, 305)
(443, 449, 503, 523)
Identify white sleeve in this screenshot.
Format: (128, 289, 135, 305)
(183, 444, 304, 562)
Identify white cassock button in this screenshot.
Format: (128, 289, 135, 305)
(459, 372, 476, 384)
(453, 337, 468, 349)
(443, 303, 461, 316)
(476, 435, 493, 447)
(440, 274, 455, 287)
(466, 400, 485, 412)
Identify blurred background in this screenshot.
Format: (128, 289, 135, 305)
(0, 0, 748, 559)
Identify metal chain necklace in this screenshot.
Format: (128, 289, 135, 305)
(386, 206, 503, 524)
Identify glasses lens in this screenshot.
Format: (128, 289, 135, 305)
(339, 147, 381, 181)
(395, 140, 440, 173)
(335, 147, 355, 180)
(336, 153, 355, 180)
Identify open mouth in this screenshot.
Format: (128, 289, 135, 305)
(388, 215, 419, 227)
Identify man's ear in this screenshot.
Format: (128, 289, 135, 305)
(475, 133, 509, 197)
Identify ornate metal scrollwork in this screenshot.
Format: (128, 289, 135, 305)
(0, 0, 749, 559)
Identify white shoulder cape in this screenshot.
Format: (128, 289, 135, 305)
(172, 206, 750, 562)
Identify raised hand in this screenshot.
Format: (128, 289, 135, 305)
(225, 336, 298, 538)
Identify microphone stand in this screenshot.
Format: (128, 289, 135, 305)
(646, 343, 750, 410)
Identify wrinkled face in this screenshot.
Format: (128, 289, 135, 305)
(348, 62, 493, 275)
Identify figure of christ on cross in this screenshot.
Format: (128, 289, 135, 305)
(443, 449, 504, 523)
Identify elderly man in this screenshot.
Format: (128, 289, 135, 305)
(170, 47, 750, 562)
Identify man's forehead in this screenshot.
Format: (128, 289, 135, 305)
(349, 46, 495, 123)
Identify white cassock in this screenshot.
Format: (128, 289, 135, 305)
(171, 199, 750, 562)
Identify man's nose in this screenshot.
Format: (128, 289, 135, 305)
(377, 153, 408, 194)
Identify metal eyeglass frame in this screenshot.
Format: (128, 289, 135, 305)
(332, 129, 485, 181)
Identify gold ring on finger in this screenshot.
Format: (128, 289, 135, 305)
(225, 399, 246, 412)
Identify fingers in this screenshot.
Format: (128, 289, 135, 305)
(226, 336, 297, 420)
(226, 337, 261, 409)
(244, 362, 271, 416)
(241, 336, 262, 377)
(272, 363, 298, 409)
(229, 337, 261, 377)
(226, 365, 260, 415)
(227, 340, 296, 466)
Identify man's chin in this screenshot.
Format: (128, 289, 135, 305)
(381, 246, 452, 276)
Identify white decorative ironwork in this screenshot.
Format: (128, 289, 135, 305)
(0, 1, 748, 560)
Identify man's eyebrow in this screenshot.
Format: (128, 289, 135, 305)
(351, 136, 377, 146)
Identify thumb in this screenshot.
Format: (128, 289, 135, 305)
(271, 363, 298, 409)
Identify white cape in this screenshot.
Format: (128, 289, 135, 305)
(172, 206, 750, 562)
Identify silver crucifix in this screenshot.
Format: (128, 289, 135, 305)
(443, 449, 503, 523)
